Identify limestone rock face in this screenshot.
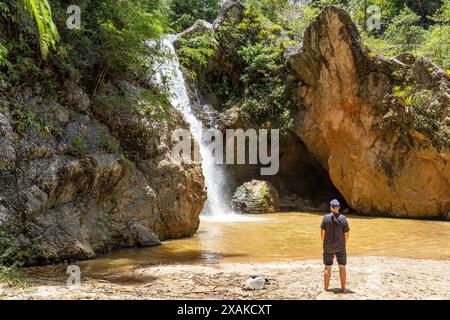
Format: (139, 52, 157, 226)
(286, 6, 450, 219)
(232, 180, 280, 214)
(0, 82, 206, 265)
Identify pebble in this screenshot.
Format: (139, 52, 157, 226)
(243, 276, 266, 290)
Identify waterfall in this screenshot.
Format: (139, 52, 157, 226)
(152, 35, 231, 216)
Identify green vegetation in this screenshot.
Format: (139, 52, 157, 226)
(1, 0, 448, 116)
(354, 0, 449, 70)
(94, 86, 172, 123)
(11, 104, 43, 136)
(118, 154, 134, 169)
(169, 0, 221, 32)
(99, 134, 120, 154)
(0, 265, 28, 288)
(71, 136, 87, 155)
(244, 0, 344, 38)
(51, 0, 167, 90)
(0, 0, 447, 93)
(392, 85, 418, 109)
(382, 6, 427, 53)
(177, 32, 218, 78)
(0, 224, 45, 272)
(202, 5, 298, 130)
(421, 25, 450, 70)
(383, 84, 448, 146)
(0, 228, 29, 286)
(358, 1, 449, 69)
(420, 0, 450, 70)
(238, 0, 449, 70)
(257, 185, 269, 198)
(0, 0, 168, 98)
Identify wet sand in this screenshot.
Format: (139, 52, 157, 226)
(1, 256, 449, 300)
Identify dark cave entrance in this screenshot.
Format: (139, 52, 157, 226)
(221, 130, 349, 212)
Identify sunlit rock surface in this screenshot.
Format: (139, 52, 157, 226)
(286, 6, 450, 219)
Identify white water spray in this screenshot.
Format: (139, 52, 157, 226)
(152, 35, 231, 216)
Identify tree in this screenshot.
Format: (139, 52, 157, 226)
(347, 0, 398, 31)
(419, 25, 450, 69)
(428, 0, 450, 23)
(396, 0, 443, 21)
(382, 6, 426, 54)
(419, 0, 450, 69)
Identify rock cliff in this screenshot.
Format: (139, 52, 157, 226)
(0, 81, 206, 265)
(286, 6, 449, 219)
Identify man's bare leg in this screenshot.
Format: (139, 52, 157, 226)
(338, 265, 346, 292)
(324, 266, 332, 291)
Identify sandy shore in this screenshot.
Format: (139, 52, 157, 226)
(1, 256, 449, 300)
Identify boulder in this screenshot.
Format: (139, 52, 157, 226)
(232, 180, 280, 214)
(286, 6, 450, 219)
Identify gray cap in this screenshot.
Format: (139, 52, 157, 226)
(330, 199, 340, 208)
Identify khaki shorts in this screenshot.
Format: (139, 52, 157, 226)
(323, 250, 347, 266)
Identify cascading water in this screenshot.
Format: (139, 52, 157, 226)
(152, 35, 231, 216)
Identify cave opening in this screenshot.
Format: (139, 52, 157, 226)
(220, 130, 350, 213)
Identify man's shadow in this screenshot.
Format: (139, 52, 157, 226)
(328, 288, 356, 294)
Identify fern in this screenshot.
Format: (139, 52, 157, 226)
(0, 42, 10, 68)
(22, 0, 59, 60)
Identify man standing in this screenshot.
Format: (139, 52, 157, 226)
(320, 199, 350, 293)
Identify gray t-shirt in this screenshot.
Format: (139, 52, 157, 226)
(320, 213, 350, 253)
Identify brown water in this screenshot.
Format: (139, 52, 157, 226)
(76, 212, 450, 276)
